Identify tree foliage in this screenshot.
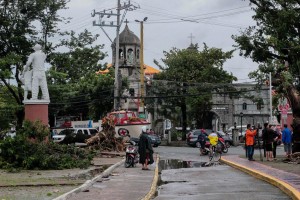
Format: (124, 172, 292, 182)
(0, 0, 113, 127)
(0, 0, 70, 128)
(233, 0, 300, 152)
(150, 44, 236, 139)
(47, 29, 114, 122)
(0, 85, 20, 130)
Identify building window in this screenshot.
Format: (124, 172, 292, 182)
(242, 102, 247, 110)
(119, 49, 123, 59)
(127, 49, 134, 64)
(257, 103, 262, 110)
(137, 49, 140, 59)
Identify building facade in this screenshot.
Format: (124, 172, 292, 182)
(212, 83, 271, 131)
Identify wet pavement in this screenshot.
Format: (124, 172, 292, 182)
(62, 154, 158, 200)
(222, 155, 300, 199)
(54, 146, 300, 200)
(72, 146, 299, 200)
(155, 146, 292, 200)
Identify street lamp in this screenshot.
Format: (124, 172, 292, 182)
(240, 112, 243, 134)
(135, 17, 148, 111)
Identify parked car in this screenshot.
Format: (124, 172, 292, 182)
(216, 130, 233, 148)
(186, 129, 212, 147)
(52, 128, 98, 143)
(129, 134, 161, 147)
(148, 134, 161, 147)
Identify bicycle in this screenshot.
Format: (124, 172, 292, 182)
(208, 144, 221, 162)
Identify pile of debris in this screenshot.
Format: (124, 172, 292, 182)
(282, 152, 300, 164)
(288, 152, 300, 164)
(85, 116, 126, 152)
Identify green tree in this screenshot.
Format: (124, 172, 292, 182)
(46, 30, 112, 123)
(0, 0, 69, 129)
(0, 85, 20, 130)
(233, 0, 300, 152)
(151, 44, 236, 140)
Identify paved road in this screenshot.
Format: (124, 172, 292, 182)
(154, 146, 290, 200)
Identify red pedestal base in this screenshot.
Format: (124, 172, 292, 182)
(24, 103, 49, 126)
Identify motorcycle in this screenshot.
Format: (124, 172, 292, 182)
(201, 137, 228, 155)
(124, 140, 139, 168)
(219, 137, 228, 153)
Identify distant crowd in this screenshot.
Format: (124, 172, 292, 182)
(244, 122, 293, 161)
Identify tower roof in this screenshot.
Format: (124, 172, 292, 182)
(114, 24, 140, 45)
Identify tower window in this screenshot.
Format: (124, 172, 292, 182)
(127, 49, 134, 64)
(119, 49, 123, 59)
(137, 49, 140, 60)
(242, 103, 247, 110)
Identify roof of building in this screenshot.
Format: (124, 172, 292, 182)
(96, 63, 160, 75)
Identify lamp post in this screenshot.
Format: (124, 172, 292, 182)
(135, 17, 148, 112)
(240, 112, 243, 134)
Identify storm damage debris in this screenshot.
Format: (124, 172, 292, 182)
(85, 116, 125, 152)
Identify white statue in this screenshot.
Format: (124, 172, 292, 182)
(22, 44, 49, 101)
(20, 69, 32, 100)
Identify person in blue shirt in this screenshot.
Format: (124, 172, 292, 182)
(281, 124, 292, 158)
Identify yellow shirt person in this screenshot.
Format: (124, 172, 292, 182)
(208, 132, 218, 146)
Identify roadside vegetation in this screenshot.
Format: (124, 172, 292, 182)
(0, 121, 94, 171)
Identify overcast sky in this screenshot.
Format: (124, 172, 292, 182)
(55, 0, 257, 83)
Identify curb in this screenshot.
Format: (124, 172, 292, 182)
(142, 154, 160, 200)
(53, 159, 125, 200)
(221, 157, 300, 200)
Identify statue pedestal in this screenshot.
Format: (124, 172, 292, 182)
(24, 100, 50, 126)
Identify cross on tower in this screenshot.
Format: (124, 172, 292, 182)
(188, 33, 195, 44)
(125, 19, 129, 25)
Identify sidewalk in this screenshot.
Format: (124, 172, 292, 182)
(221, 155, 300, 200)
(56, 153, 159, 200)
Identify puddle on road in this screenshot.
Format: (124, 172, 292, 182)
(159, 159, 209, 170)
(155, 159, 222, 197)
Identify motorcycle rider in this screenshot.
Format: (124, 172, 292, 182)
(138, 126, 154, 170)
(208, 130, 219, 156)
(198, 129, 207, 155)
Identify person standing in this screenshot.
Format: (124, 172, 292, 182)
(265, 125, 275, 161)
(281, 124, 292, 158)
(138, 126, 154, 170)
(272, 126, 281, 160)
(245, 124, 257, 161)
(262, 122, 269, 158)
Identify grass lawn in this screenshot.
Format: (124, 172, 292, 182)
(239, 154, 300, 176)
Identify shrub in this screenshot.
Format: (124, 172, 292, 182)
(0, 121, 94, 170)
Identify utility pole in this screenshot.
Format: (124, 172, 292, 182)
(135, 17, 147, 112)
(269, 72, 272, 123)
(115, 0, 121, 110)
(92, 0, 139, 110)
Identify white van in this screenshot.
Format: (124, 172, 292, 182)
(52, 128, 98, 143)
(226, 125, 247, 136)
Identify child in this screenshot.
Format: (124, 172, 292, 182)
(20, 69, 32, 100)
